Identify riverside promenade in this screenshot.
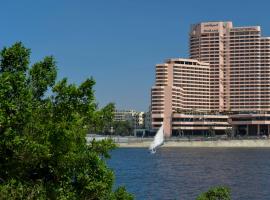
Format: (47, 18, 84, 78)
(118, 139, 270, 148)
(87, 135, 270, 148)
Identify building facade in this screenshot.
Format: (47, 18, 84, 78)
(151, 58, 230, 136)
(114, 110, 136, 122)
(133, 112, 145, 129)
(229, 113, 270, 136)
(151, 21, 270, 137)
(190, 21, 270, 112)
(144, 109, 152, 130)
(114, 109, 145, 129)
(190, 22, 231, 112)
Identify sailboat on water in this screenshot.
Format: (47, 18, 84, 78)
(149, 123, 164, 154)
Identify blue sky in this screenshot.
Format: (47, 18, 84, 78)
(1, 0, 269, 111)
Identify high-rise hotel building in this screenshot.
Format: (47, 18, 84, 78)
(151, 58, 229, 137)
(190, 21, 270, 112)
(152, 21, 270, 136)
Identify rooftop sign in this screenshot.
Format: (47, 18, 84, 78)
(202, 23, 220, 33)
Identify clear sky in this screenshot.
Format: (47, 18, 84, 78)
(1, 0, 269, 111)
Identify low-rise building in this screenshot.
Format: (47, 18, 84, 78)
(114, 109, 136, 122)
(144, 110, 152, 130)
(114, 109, 145, 129)
(133, 112, 145, 129)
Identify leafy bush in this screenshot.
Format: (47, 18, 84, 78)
(196, 186, 231, 200)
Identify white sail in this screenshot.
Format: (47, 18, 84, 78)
(149, 124, 164, 153)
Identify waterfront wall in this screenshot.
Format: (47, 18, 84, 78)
(118, 139, 270, 148)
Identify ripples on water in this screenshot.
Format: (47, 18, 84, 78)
(108, 148, 270, 200)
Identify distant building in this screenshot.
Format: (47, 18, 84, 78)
(114, 109, 145, 129)
(144, 109, 152, 130)
(133, 112, 145, 129)
(114, 109, 136, 122)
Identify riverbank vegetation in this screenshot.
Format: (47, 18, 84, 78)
(197, 186, 231, 200)
(0, 42, 133, 199)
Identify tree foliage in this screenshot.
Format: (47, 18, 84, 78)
(196, 186, 231, 200)
(113, 121, 133, 136)
(0, 42, 133, 199)
(89, 103, 115, 134)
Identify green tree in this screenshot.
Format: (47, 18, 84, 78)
(101, 103, 115, 134)
(88, 103, 115, 135)
(113, 121, 133, 136)
(196, 186, 231, 200)
(0, 42, 133, 200)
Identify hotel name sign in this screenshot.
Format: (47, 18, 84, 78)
(201, 23, 220, 33)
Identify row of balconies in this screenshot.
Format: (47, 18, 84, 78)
(151, 96, 164, 100)
(212, 76, 268, 80)
(230, 81, 270, 88)
(174, 70, 210, 74)
(172, 65, 209, 69)
(151, 107, 164, 110)
(229, 44, 260, 47)
(173, 71, 209, 76)
(229, 35, 260, 39)
(173, 77, 209, 82)
(178, 76, 212, 81)
(228, 39, 261, 43)
(173, 68, 210, 72)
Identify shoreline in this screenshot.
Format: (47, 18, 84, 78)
(117, 139, 270, 148)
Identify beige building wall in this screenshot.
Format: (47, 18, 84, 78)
(190, 21, 270, 113)
(114, 110, 136, 121)
(227, 26, 261, 111)
(151, 58, 210, 136)
(190, 22, 233, 112)
(151, 21, 270, 136)
(114, 110, 145, 129)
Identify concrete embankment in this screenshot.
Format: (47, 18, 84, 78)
(117, 139, 270, 148)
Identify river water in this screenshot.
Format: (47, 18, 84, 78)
(108, 148, 270, 200)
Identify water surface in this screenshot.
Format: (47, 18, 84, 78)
(108, 148, 270, 200)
